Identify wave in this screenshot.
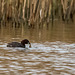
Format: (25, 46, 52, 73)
(0, 41, 75, 52)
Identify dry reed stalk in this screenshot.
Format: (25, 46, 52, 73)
(61, 0, 74, 21)
(22, 0, 26, 20)
(0, 0, 2, 20)
(27, 0, 30, 19)
(67, 0, 74, 19)
(2, 0, 5, 20)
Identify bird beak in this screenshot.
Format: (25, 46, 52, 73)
(29, 43, 31, 48)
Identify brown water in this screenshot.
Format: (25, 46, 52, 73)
(0, 21, 75, 75)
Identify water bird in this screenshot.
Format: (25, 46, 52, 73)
(7, 39, 31, 48)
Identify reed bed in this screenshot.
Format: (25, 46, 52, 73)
(0, 0, 75, 27)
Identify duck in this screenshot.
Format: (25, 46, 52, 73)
(7, 39, 31, 48)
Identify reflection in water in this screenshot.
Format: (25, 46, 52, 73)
(0, 21, 75, 43)
(0, 22, 75, 75)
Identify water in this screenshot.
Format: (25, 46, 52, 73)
(0, 22, 75, 75)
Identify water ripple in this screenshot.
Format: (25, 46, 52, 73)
(0, 41, 75, 74)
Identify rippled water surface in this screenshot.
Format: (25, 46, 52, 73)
(0, 22, 75, 75)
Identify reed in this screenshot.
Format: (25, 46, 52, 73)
(0, 0, 75, 26)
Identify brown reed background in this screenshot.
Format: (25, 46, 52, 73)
(0, 0, 75, 26)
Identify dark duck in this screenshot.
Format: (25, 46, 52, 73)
(7, 39, 31, 48)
